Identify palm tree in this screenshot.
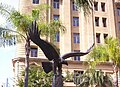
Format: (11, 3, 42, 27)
(87, 37, 120, 87)
(0, 4, 32, 87)
(74, 0, 93, 15)
(0, 3, 65, 87)
(74, 69, 114, 87)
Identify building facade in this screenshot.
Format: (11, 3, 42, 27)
(12, 0, 120, 86)
(114, 0, 120, 42)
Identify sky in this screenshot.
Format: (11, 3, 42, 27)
(0, 0, 19, 26)
(0, 0, 19, 86)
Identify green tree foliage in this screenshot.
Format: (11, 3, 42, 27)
(88, 37, 120, 66)
(74, 69, 113, 87)
(17, 65, 53, 87)
(74, 0, 93, 15)
(64, 70, 74, 82)
(38, 20, 65, 41)
(0, 29, 16, 47)
(0, 3, 32, 42)
(87, 37, 120, 87)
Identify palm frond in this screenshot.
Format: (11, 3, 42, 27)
(0, 3, 32, 35)
(9, 11, 32, 34)
(33, 4, 50, 22)
(0, 3, 15, 19)
(87, 37, 120, 68)
(74, 0, 93, 15)
(0, 28, 16, 47)
(77, 69, 114, 87)
(38, 20, 66, 41)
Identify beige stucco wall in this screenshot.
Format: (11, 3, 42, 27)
(17, 0, 116, 60)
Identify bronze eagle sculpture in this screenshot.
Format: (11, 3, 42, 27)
(28, 21, 94, 87)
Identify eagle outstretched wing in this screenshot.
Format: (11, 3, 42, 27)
(28, 21, 59, 61)
(62, 52, 89, 59)
(62, 43, 94, 59)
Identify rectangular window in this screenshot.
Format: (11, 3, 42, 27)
(94, 2, 98, 11)
(95, 17, 99, 26)
(33, 0, 39, 4)
(53, 15, 59, 20)
(73, 1, 78, 11)
(118, 22, 120, 30)
(73, 17, 79, 26)
(117, 8, 120, 16)
(74, 50, 80, 61)
(32, 10, 39, 19)
(54, 0, 59, 9)
(55, 32, 60, 42)
(96, 33, 100, 43)
(104, 34, 108, 40)
(74, 71, 83, 84)
(73, 33, 80, 43)
(102, 18, 107, 27)
(30, 47, 38, 57)
(74, 71, 83, 76)
(101, 2, 105, 12)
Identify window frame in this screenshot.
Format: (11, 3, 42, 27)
(73, 70, 83, 84)
(101, 2, 105, 12)
(72, 1, 78, 11)
(73, 17, 79, 26)
(53, 0, 59, 9)
(104, 34, 108, 40)
(33, 0, 39, 4)
(94, 2, 98, 11)
(74, 50, 80, 61)
(73, 33, 80, 44)
(96, 33, 100, 43)
(30, 47, 38, 57)
(102, 18, 107, 27)
(118, 22, 120, 30)
(55, 32, 60, 42)
(53, 15, 59, 20)
(117, 8, 120, 16)
(95, 17, 99, 26)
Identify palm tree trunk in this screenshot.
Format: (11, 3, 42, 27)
(113, 65, 119, 87)
(24, 36, 30, 87)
